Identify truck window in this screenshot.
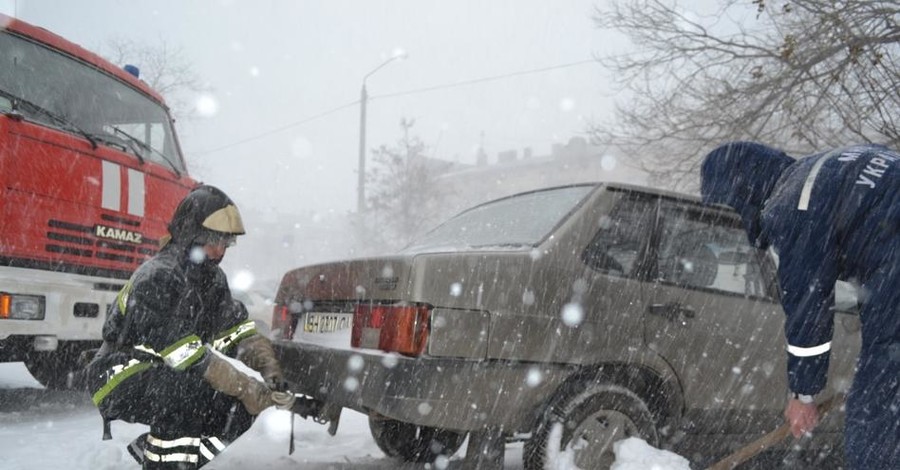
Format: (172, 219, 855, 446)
(0, 31, 184, 172)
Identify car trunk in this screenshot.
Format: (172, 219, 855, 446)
(274, 250, 538, 359)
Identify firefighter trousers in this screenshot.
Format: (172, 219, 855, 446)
(99, 363, 253, 469)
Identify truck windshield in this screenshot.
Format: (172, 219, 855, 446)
(405, 185, 596, 251)
(0, 31, 185, 172)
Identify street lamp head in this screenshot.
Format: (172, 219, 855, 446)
(391, 48, 408, 61)
(364, 51, 409, 82)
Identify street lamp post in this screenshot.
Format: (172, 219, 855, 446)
(357, 53, 406, 213)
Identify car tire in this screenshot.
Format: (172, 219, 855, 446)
(368, 416, 467, 463)
(523, 381, 659, 470)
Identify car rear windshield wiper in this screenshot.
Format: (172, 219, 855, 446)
(0, 88, 98, 149)
(110, 126, 181, 177)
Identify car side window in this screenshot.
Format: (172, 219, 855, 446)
(581, 192, 656, 278)
(657, 202, 773, 300)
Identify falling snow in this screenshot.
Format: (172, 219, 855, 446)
(0, 2, 879, 468)
(450, 282, 463, 297)
(561, 302, 584, 327)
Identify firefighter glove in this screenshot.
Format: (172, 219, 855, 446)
(202, 353, 282, 415)
(236, 334, 285, 389)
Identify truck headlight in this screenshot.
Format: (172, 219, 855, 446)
(0, 293, 46, 320)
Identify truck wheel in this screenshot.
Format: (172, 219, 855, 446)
(23, 344, 83, 390)
(368, 416, 467, 463)
(523, 382, 658, 470)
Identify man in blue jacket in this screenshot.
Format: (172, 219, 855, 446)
(700, 141, 900, 469)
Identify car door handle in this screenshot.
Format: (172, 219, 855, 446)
(648, 303, 696, 322)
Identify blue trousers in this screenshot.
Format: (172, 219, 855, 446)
(844, 252, 900, 469)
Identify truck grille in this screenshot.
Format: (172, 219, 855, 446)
(44, 218, 158, 268)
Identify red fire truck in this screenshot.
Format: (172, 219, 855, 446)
(0, 14, 197, 387)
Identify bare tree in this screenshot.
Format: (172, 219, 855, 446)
(363, 118, 453, 250)
(591, 0, 900, 189)
(99, 37, 205, 121)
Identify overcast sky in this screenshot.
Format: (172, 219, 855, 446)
(2, 0, 621, 216)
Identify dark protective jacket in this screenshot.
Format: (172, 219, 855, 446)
(702, 142, 900, 395)
(89, 240, 258, 408)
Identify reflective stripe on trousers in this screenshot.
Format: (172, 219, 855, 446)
(143, 434, 199, 468)
(140, 434, 230, 469)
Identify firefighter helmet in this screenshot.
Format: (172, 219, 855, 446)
(166, 185, 245, 246)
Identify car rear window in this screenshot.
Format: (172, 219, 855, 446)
(404, 185, 596, 251)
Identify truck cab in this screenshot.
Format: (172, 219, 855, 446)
(0, 14, 196, 387)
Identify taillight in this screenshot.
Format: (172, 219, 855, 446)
(351, 303, 430, 356)
(272, 305, 294, 339)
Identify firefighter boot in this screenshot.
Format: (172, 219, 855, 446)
(196, 436, 228, 468)
(127, 432, 149, 465)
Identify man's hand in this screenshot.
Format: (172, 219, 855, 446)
(784, 398, 819, 437)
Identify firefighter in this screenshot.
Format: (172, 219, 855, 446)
(86, 184, 295, 469)
(700, 141, 900, 469)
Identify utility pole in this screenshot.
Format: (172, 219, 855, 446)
(356, 52, 407, 213)
(356, 83, 368, 213)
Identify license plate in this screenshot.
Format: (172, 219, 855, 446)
(302, 312, 353, 333)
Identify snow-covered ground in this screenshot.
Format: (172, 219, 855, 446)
(0, 362, 690, 469)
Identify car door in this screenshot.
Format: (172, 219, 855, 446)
(575, 189, 660, 361)
(643, 199, 785, 433)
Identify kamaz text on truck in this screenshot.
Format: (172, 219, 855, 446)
(0, 14, 197, 388)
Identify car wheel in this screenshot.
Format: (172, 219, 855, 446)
(523, 382, 659, 470)
(368, 416, 467, 463)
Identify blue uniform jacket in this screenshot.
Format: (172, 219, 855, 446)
(703, 142, 900, 396)
(762, 144, 900, 394)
